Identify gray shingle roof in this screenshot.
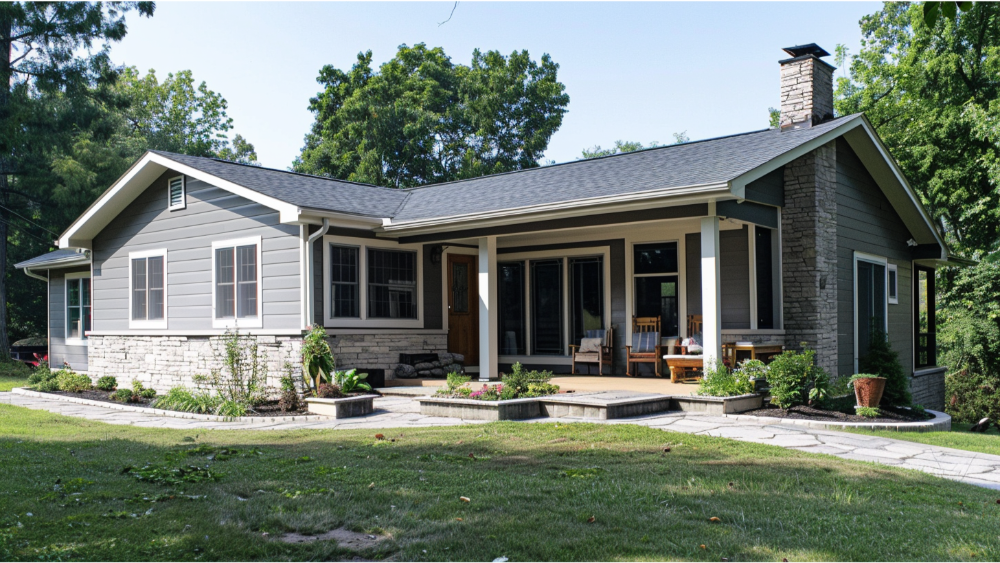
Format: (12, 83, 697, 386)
(392, 116, 857, 222)
(150, 116, 859, 223)
(15, 249, 88, 269)
(150, 151, 410, 218)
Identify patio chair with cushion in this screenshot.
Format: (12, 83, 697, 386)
(625, 317, 662, 377)
(570, 326, 614, 375)
(663, 315, 705, 383)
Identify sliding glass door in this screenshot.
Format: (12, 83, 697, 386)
(570, 257, 604, 343)
(531, 259, 563, 355)
(856, 258, 887, 360)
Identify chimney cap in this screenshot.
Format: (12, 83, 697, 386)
(782, 44, 830, 59)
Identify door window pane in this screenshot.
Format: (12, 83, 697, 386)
(755, 227, 774, 329)
(330, 245, 359, 318)
(452, 262, 469, 314)
(368, 248, 417, 319)
(634, 242, 677, 275)
(916, 268, 937, 368)
(857, 260, 887, 360)
(635, 276, 679, 337)
(531, 259, 563, 355)
(570, 257, 604, 343)
(499, 262, 525, 355)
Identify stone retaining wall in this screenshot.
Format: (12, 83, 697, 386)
(911, 368, 947, 411)
(88, 335, 303, 392)
(327, 332, 448, 378)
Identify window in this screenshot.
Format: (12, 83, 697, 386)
(888, 264, 899, 304)
(633, 242, 679, 337)
(65, 274, 91, 343)
(330, 245, 359, 318)
(755, 227, 778, 329)
(915, 266, 937, 368)
(531, 259, 563, 355)
(212, 237, 261, 327)
(168, 176, 185, 210)
(570, 257, 604, 343)
(367, 248, 417, 319)
(855, 254, 887, 368)
(129, 250, 166, 328)
(499, 262, 525, 355)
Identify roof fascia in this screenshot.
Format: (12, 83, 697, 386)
(296, 207, 386, 229)
(379, 182, 731, 237)
(729, 115, 864, 199)
(58, 152, 303, 248)
(14, 257, 89, 270)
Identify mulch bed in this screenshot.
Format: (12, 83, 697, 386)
(40, 390, 312, 417)
(744, 403, 933, 423)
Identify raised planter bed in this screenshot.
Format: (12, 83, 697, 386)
(671, 393, 764, 415)
(305, 395, 377, 418)
(417, 396, 540, 421)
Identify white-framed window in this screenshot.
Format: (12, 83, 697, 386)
(65, 272, 91, 345)
(212, 236, 262, 329)
(854, 252, 889, 371)
(129, 249, 167, 329)
(888, 263, 899, 304)
(167, 176, 186, 210)
(323, 235, 422, 328)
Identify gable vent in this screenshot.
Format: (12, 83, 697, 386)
(168, 176, 185, 210)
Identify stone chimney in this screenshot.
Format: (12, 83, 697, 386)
(779, 44, 835, 130)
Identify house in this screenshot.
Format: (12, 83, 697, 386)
(16, 44, 958, 409)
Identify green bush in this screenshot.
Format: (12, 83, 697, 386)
(111, 388, 136, 403)
(216, 399, 247, 418)
(96, 376, 117, 391)
(29, 367, 58, 391)
(855, 406, 880, 418)
(140, 388, 157, 399)
(501, 363, 555, 396)
(333, 369, 371, 394)
(697, 360, 755, 397)
(939, 308, 1000, 423)
(859, 327, 911, 407)
(766, 345, 827, 409)
(523, 382, 560, 397)
(152, 387, 222, 413)
(55, 370, 92, 393)
(445, 371, 471, 393)
(0, 359, 32, 378)
(302, 324, 335, 390)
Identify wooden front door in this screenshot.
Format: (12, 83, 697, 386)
(447, 254, 479, 366)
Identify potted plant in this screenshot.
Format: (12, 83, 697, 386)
(850, 373, 886, 409)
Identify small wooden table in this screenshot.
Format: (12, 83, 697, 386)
(723, 342, 784, 366)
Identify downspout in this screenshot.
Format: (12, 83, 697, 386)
(305, 219, 330, 329)
(23, 267, 46, 282)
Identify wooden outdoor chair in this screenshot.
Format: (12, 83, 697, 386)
(625, 317, 663, 377)
(570, 326, 614, 375)
(664, 314, 705, 383)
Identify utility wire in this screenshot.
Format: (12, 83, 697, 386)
(0, 202, 58, 237)
(0, 217, 55, 245)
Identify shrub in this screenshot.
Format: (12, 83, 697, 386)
(859, 327, 910, 406)
(523, 382, 560, 397)
(0, 359, 32, 378)
(279, 389, 300, 412)
(216, 399, 247, 418)
(316, 383, 344, 399)
(445, 371, 471, 393)
(468, 384, 500, 401)
(767, 345, 827, 409)
(333, 369, 371, 394)
(855, 406, 880, 418)
(501, 363, 554, 396)
(302, 324, 335, 390)
(111, 388, 137, 403)
(698, 360, 754, 397)
(152, 387, 221, 413)
(29, 367, 58, 391)
(208, 329, 268, 407)
(939, 308, 1000, 423)
(140, 388, 157, 399)
(96, 376, 117, 391)
(55, 370, 92, 393)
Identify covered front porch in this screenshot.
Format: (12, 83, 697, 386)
(394, 202, 785, 382)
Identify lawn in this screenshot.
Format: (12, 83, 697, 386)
(0, 376, 31, 392)
(1, 404, 999, 561)
(852, 423, 1000, 457)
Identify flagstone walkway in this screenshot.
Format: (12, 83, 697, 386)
(4, 391, 1000, 490)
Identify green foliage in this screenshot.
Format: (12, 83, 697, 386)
(0, 359, 31, 378)
(768, 107, 780, 129)
(208, 330, 267, 407)
(28, 365, 57, 391)
(501, 362, 554, 396)
(523, 382, 560, 398)
(922, 1, 974, 26)
(152, 387, 222, 414)
(333, 369, 371, 394)
(697, 360, 755, 397)
(855, 406, 881, 418)
(581, 140, 660, 159)
(849, 373, 882, 383)
(95, 376, 117, 391)
(835, 2, 1000, 256)
(294, 44, 569, 188)
(766, 346, 828, 409)
(111, 388, 136, 403)
(859, 328, 911, 406)
(215, 399, 247, 418)
(939, 306, 1000, 423)
(301, 324, 335, 390)
(316, 383, 344, 399)
(122, 464, 219, 486)
(55, 370, 92, 393)
(140, 388, 156, 400)
(445, 371, 471, 393)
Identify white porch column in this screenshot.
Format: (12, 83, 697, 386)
(478, 236, 499, 381)
(700, 216, 722, 366)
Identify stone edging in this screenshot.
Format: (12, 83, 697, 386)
(724, 408, 951, 432)
(11, 387, 326, 423)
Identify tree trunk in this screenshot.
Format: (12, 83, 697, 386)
(0, 5, 14, 359)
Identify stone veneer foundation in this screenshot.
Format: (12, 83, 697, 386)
(88, 335, 303, 392)
(326, 332, 449, 378)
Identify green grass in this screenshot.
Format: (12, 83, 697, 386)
(0, 375, 30, 392)
(1, 405, 1000, 561)
(852, 423, 1000, 457)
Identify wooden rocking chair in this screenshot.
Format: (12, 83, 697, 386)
(625, 317, 663, 377)
(570, 327, 614, 375)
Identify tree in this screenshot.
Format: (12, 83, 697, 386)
(580, 134, 689, 160)
(835, 2, 1000, 256)
(294, 44, 570, 188)
(0, 2, 155, 355)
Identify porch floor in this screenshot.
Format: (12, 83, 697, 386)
(383, 376, 701, 396)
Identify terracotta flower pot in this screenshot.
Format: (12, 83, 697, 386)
(854, 377, 886, 408)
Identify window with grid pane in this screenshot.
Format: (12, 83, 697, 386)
(367, 248, 416, 319)
(215, 244, 258, 319)
(67, 277, 91, 339)
(330, 245, 359, 317)
(131, 256, 164, 321)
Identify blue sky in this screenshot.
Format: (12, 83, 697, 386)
(110, 2, 881, 170)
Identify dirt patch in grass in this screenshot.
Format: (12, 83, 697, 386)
(744, 404, 932, 423)
(275, 527, 386, 550)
